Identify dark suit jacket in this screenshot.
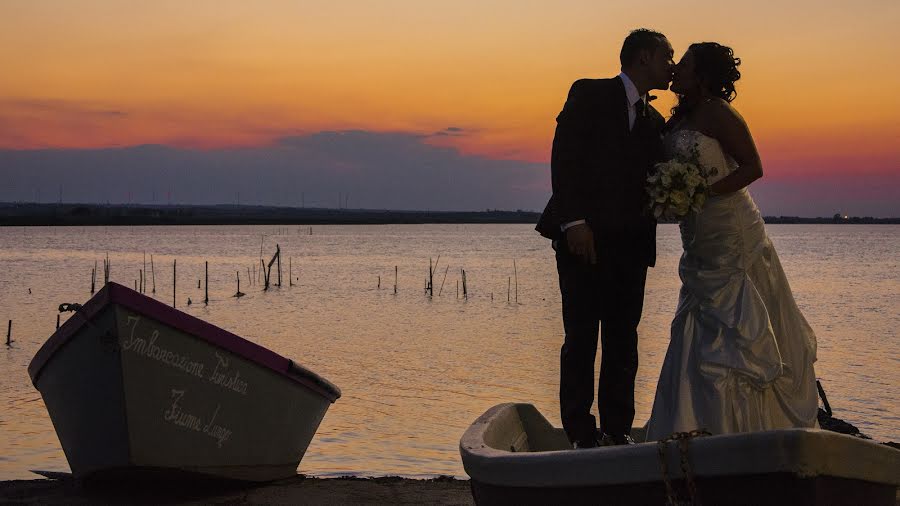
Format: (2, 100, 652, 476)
(536, 77, 665, 267)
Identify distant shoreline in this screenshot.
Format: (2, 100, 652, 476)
(0, 203, 897, 226)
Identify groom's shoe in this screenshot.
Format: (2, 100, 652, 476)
(572, 437, 599, 449)
(572, 432, 604, 449)
(601, 433, 636, 446)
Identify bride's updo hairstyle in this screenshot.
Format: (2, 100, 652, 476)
(671, 42, 741, 123)
(691, 42, 741, 102)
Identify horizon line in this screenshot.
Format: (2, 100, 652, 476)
(1, 202, 898, 221)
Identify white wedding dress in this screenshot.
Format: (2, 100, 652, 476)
(645, 129, 819, 440)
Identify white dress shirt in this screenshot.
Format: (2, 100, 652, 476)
(561, 73, 646, 232)
(619, 71, 646, 131)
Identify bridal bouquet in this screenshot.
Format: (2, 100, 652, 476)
(646, 143, 718, 221)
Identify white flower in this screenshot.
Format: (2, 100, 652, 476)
(660, 171, 672, 187)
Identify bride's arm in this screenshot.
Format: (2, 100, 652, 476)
(704, 100, 764, 195)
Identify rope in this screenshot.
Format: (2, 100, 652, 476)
(656, 429, 711, 506)
(58, 302, 118, 352)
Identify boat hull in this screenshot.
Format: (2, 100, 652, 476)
(470, 473, 896, 506)
(31, 283, 340, 482)
(460, 403, 900, 506)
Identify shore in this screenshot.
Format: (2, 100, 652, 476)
(0, 475, 473, 505)
(0, 203, 541, 226)
(1, 202, 897, 226)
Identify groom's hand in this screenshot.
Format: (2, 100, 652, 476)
(566, 223, 596, 264)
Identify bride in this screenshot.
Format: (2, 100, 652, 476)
(646, 42, 819, 439)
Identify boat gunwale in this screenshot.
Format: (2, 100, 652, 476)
(28, 282, 341, 402)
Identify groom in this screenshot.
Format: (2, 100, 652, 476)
(536, 29, 674, 447)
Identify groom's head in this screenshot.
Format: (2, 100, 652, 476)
(620, 29, 674, 93)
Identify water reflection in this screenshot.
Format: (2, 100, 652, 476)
(0, 224, 897, 480)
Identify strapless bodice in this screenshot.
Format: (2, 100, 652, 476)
(665, 129, 739, 184)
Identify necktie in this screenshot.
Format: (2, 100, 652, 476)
(634, 98, 646, 119)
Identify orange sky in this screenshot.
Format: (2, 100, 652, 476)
(2, 1, 899, 179)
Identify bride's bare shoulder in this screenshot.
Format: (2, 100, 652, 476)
(695, 98, 749, 136)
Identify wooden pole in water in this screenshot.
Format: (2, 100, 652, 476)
(508, 277, 511, 302)
(56, 314, 60, 329)
(513, 259, 518, 304)
(139, 269, 143, 294)
(204, 261, 209, 305)
(263, 246, 279, 291)
(91, 261, 97, 294)
(428, 257, 433, 296)
(261, 259, 268, 290)
(235, 271, 244, 297)
(276, 244, 282, 287)
(462, 269, 468, 300)
(6, 320, 10, 346)
(289, 257, 292, 287)
(259, 235, 264, 283)
(378, 275, 381, 289)
(248, 267, 252, 287)
(438, 265, 449, 296)
(394, 266, 398, 294)
(150, 254, 156, 293)
(143, 252, 147, 293)
(173, 259, 176, 308)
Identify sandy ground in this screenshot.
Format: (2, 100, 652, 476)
(0, 475, 474, 505)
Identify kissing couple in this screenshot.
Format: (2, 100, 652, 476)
(536, 29, 819, 448)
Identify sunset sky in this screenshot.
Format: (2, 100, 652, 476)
(1, 1, 898, 215)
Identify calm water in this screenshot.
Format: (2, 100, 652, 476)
(0, 224, 897, 480)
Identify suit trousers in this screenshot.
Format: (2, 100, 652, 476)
(556, 241, 648, 442)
